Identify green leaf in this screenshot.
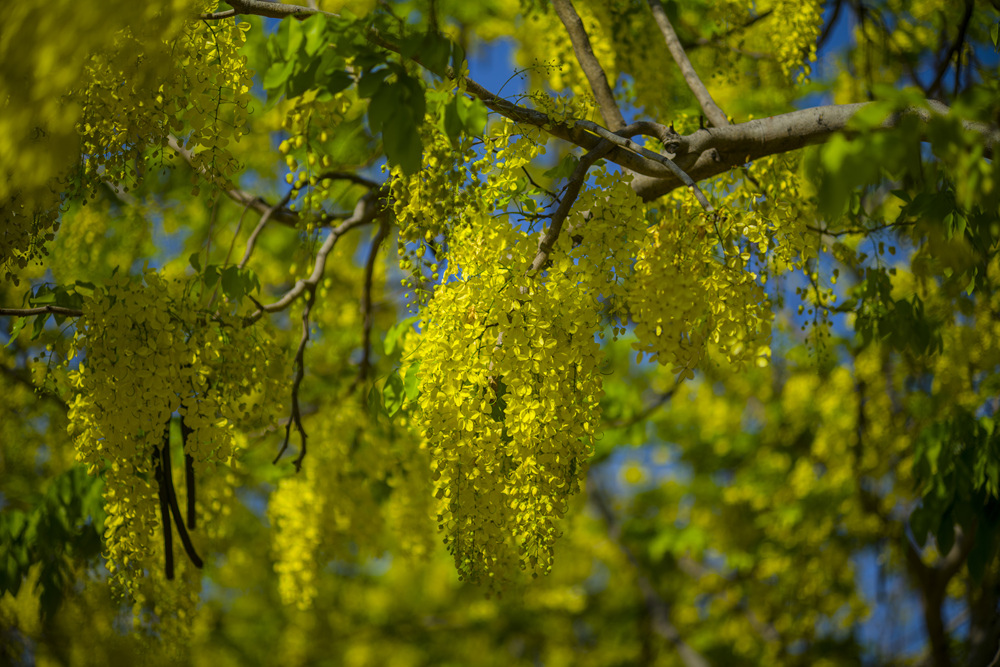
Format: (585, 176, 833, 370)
(263, 59, 295, 93)
(321, 70, 353, 97)
(30, 313, 49, 341)
(366, 383, 383, 422)
(221, 265, 244, 301)
(420, 32, 452, 77)
(936, 515, 955, 555)
(457, 96, 487, 137)
(204, 265, 220, 289)
(383, 371, 405, 416)
(367, 79, 397, 135)
(383, 109, 424, 175)
(992, 21, 999, 50)
(302, 14, 329, 56)
(284, 18, 304, 60)
(544, 153, 579, 181)
(443, 96, 463, 145)
(189, 253, 201, 272)
(358, 68, 390, 99)
(403, 361, 420, 400)
(909, 504, 930, 548)
(384, 315, 419, 355)
(6, 317, 26, 347)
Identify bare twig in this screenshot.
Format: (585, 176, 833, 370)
(647, 0, 729, 128)
(927, 0, 974, 98)
(167, 135, 301, 228)
(551, 0, 626, 131)
(315, 171, 381, 190)
(607, 387, 677, 429)
(239, 188, 296, 269)
(274, 289, 313, 472)
(244, 190, 381, 325)
(261, 190, 383, 470)
(356, 218, 392, 387)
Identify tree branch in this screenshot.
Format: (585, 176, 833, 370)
(927, 0, 974, 98)
(273, 288, 312, 472)
(630, 101, 1000, 201)
(167, 135, 301, 228)
(529, 140, 615, 274)
(647, 0, 729, 128)
(244, 190, 381, 325)
(0, 306, 84, 318)
(239, 188, 296, 270)
(551, 0, 626, 131)
(355, 218, 391, 387)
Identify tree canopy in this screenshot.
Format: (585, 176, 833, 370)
(2, 0, 1000, 665)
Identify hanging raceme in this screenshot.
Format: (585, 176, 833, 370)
(65, 269, 285, 626)
(76, 10, 254, 193)
(269, 400, 433, 609)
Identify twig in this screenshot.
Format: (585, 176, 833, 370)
(647, 0, 729, 128)
(239, 188, 296, 269)
(274, 289, 313, 472)
(0, 306, 84, 317)
(355, 219, 392, 387)
(551, 0, 626, 131)
(927, 0, 974, 98)
(607, 387, 677, 429)
(315, 171, 381, 190)
(265, 190, 383, 469)
(244, 190, 381, 325)
(167, 135, 301, 228)
(529, 140, 615, 274)
(577, 120, 715, 212)
(521, 166, 558, 200)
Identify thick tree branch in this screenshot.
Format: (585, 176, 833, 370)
(551, 0, 626, 131)
(201, 0, 998, 207)
(630, 101, 1000, 201)
(647, 0, 729, 128)
(202, 0, 325, 20)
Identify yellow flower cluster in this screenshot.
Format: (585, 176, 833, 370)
(770, 0, 824, 82)
(76, 8, 254, 192)
(394, 120, 652, 587)
(631, 200, 772, 379)
(278, 91, 362, 224)
(66, 269, 284, 615)
(0, 0, 196, 282)
(269, 402, 433, 609)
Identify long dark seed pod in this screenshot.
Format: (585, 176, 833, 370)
(161, 427, 204, 569)
(181, 419, 196, 530)
(154, 447, 174, 581)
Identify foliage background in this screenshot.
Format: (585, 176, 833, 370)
(2, 0, 1000, 665)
